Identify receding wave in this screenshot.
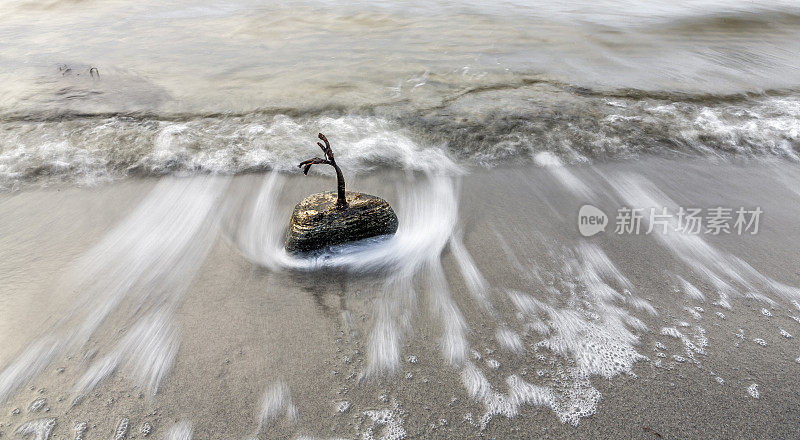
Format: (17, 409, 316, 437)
(1, 85, 799, 189)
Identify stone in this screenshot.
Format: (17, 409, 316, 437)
(285, 191, 398, 253)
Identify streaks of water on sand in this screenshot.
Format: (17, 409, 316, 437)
(0, 176, 229, 405)
(237, 173, 458, 273)
(365, 276, 415, 376)
(15, 417, 56, 440)
(460, 241, 648, 427)
(533, 152, 594, 199)
(608, 173, 800, 307)
(426, 258, 469, 367)
(495, 327, 524, 354)
(164, 421, 193, 440)
(257, 380, 298, 431)
(0, 336, 61, 406)
(677, 276, 706, 301)
(73, 311, 179, 402)
(67, 176, 229, 343)
(449, 230, 491, 310)
(237, 173, 480, 375)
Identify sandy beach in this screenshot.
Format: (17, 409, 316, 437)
(1, 158, 799, 438)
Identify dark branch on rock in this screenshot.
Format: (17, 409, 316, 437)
(298, 133, 348, 209)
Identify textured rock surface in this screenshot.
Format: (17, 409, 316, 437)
(285, 191, 398, 253)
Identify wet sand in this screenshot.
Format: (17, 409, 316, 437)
(1, 158, 800, 439)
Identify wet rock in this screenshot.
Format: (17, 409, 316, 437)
(285, 191, 398, 253)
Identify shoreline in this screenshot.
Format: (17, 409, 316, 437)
(1, 157, 800, 438)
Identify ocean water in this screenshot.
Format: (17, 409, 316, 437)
(1, 0, 799, 188)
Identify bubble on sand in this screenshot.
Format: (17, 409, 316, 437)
(15, 418, 56, 440)
(486, 359, 500, 370)
(715, 376, 725, 384)
(336, 401, 350, 413)
(753, 338, 767, 347)
(363, 408, 406, 440)
(29, 398, 47, 412)
(114, 418, 129, 440)
(139, 422, 151, 437)
(761, 308, 773, 317)
(685, 307, 702, 321)
(780, 329, 793, 339)
(405, 356, 417, 364)
(747, 383, 760, 399)
(74, 421, 87, 440)
(716, 312, 726, 319)
(660, 327, 706, 363)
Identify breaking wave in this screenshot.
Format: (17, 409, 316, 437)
(1, 91, 799, 190)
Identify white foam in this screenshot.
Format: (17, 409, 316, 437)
(685, 307, 703, 321)
(493, 242, 650, 425)
(660, 326, 707, 363)
(460, 361, 600, 427)
(362, 407, 406, 440)
(74, 421, 88, 440)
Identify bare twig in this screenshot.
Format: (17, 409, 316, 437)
(298, 133, 348, 209)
